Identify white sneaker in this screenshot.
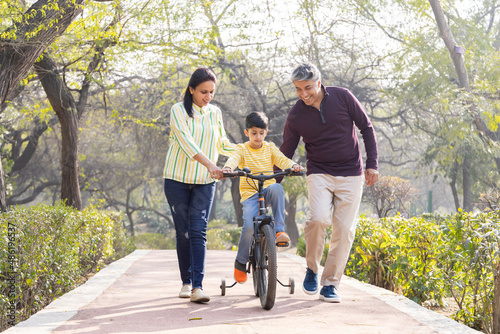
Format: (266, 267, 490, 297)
(179, 284, 191, 298)
(190, 288, 210, 303)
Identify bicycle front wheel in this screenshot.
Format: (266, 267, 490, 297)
(257, 224, 277, 310)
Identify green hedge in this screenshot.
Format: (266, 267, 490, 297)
(297, 211, 500, 332)
(133, 223, 241, 251)
(0, 203, 135, 331)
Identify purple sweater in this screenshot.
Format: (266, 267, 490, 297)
(280, 86, 378, 176)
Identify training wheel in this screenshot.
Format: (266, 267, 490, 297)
(289, 277, 295, 294)
(220, 278, 226, 296)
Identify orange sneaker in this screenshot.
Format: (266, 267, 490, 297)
(276, 232, 290, 245)
(234, 260, 247, 284)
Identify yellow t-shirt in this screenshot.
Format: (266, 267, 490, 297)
(224, 141, 296, 202)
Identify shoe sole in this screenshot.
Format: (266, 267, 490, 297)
(190, 297, 210, 303)
(302, 285, 318, 295)
(319, 294, 341, 303)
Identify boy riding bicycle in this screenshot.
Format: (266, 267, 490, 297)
(222, 111, 303, 284)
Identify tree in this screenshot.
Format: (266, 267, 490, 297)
(363, 175, 417, 217)
(34, 54, 82, 209)
(0, 0, 85, 210)
(354, 0, 500, 212)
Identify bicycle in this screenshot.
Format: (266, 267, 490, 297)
(219, 167, 304, 310)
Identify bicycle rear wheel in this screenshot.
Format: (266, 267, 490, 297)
(257, 224, 277, 310)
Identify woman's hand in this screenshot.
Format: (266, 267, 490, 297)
(193, 153, 223, 180)
(207, 164, 224, 180)
(220, 167, 233, 179)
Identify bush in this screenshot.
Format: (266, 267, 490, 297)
(0, 203, 135, 331)
(363, 175, 417, 217)
(297, 211, 500, 331)
(133, 220, 241, 251)
(207, 219, 241, 250)
(133, 233, 175, 249)
(296, 227, 331, 267)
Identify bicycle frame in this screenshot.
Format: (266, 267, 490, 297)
(220, 168, 304, 309)
(225, 167, 302, 244)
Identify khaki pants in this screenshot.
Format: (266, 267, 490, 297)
(304, 174, 364, 288)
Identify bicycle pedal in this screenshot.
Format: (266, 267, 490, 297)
(276, 241, 289, 247)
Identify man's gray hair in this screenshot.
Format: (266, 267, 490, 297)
(291, 63, 321, 82)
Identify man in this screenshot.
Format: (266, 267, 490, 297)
(280, 63, 379, 303)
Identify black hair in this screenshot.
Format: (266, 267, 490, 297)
(245, 111, 268, 130)
(183, 67, 217, 117)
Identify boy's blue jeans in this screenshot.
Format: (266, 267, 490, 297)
(164, 178, 216, 290)
(236, 183, 286, 265)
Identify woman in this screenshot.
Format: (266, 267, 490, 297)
(163, 67, 234, 303)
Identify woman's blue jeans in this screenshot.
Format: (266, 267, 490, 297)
(236, 183, 285, 264)
(164, 178, 216, 290)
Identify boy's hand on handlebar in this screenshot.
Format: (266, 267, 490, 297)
(292, 164, 303, 172)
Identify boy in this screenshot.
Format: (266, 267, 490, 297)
(222, 111, 303, 284)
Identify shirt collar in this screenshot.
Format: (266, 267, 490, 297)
(192, 103, 209, 115)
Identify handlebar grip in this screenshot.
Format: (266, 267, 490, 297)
(283, 168, 305, 177)
(223, 171, 246, 178)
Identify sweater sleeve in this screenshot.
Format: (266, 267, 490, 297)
(279, 110, 301, 160)
(223, 144, 244, 170)
(345, 89, 378, 170)
(270, 142, 296, 170)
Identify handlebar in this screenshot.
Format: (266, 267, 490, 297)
(223, 168, 304, 181)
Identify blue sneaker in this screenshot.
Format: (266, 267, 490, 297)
(319, 285, 341, 303)
(302, 268, 318, 295)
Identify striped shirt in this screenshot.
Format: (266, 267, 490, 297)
(163, 102, 235, 184)
(224, 141, 297, 202)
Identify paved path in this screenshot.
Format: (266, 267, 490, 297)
(5, 250, 481, 334)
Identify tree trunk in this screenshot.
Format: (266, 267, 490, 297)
(428, 0, 469, 90)
(0, 0, 84, 103)
(429, 0, 486, 212)
(462, 146, 473, 212)
(34, 55, 82, 210)
(126, 189, 135, 236)
(0, 0, 85, 211)
(10, 117, 58, 173)
(0, 160, 6, 211)
(450, 160, 461, 211)
(230, 178, 243, 226)
(493, 262, 500, 334)
(285, 195, 300, 247)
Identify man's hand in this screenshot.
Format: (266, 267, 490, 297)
(365, 169, 379, 186)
